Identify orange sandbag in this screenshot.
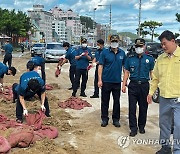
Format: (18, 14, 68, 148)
(7, 127, 34, 148)
(0, 136, 11, 153)
(25, 110, 46, 130)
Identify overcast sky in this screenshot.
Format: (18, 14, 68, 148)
(0, 0, 180, 37)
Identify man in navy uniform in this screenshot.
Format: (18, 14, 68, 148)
(72, 38, 92, 97)
(57, 42, 77, 90)
(98, 35, 126, 127)
(28, 55, 46, 83)
(90, 39, 105, 98)
(3, 40, 13, 67)
(122, 38, 154, 137)
(15, 71, 50, 123)
(0, 62, 16, 90)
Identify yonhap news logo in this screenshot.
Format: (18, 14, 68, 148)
(117, 136, 180, 149)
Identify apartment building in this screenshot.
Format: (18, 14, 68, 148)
(28, 5, 53, 43)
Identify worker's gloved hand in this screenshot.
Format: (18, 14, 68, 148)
(92, 63, 96, 67)
(80, 52, 85, 56)
(41, 104, 46, 112)
(23, 109, 28, 116)
(57, 65, 61, 70)
(0, 83, 3, 92)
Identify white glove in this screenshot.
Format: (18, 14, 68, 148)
(0, 83, 3, 92)
(41, 104, 46, 111)
(23, 109, 28, 116)
(59, 55, 65, 59)
(80, 52, 85, 56)
(92, 63, 96, 67)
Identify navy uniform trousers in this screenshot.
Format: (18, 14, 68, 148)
(128, 81, 149, 132)
(101, 82, 121, 122)
(73, 69, 88, 94)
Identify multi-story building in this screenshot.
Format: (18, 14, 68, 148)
(50, 7, 82, 44)
(52, 20, 66, 42)
(28, 5, 53, 43)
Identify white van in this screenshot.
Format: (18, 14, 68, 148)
(43, 42, 66, 62)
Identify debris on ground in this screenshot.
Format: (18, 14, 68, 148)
(58, 97, 92, 110)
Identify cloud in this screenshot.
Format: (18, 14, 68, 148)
(0, 4, 14, 10)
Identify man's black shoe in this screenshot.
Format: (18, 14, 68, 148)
(90, 95, 99, 98)
(72, 92, 76, 97)
(45, 114, 51, 117)
(68, 87, 73, 90)
(80, 93, 87, 97)
(101, 121, 108, 127)
(129, 131, 137, 137)
(113, 121, 121, 127)
(156, 146, 172, 154)
(139, 129, 145, 134)
(16, 119, 23, 123)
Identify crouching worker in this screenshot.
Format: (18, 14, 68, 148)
(15, 71, 50, 123)
(0, 62, 16, 91)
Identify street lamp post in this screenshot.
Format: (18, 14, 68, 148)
(138, 0, 142, 37)
(93, 8, 97, 47)
(98, 4, 112, 35)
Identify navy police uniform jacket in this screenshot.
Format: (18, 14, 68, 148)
(76, 47, 92, 69)
(99, 47, 126, 83)
(65, 47, 76, 66)
(124, 53, 154, 81)
(0, 62, 8, 77)
(17, 71, 45, 97)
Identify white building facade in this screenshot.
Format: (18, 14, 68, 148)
(28, 5, 53, 43)
(50, 7, 83, 44)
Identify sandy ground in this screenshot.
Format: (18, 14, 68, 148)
(0, 53, 161, 154)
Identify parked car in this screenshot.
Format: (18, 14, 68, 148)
(31, 43, 45, 57)
(43, 42, 66, 62)
(145, 42, 163, 59)
(126, 42, 163, 59)
(126, 44, 135, 57)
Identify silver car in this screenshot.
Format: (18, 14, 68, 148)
(44, 42, 66, 62)
(31, 43, 45, 57)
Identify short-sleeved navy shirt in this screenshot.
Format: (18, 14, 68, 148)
(30, 56, 45, 66)
(95, 47, 105, 62)
(76, 47, 92, 69)
(4, 43, 13, 54)
(124, 53, 154, 81)
(65, 47, 76, 66)
(0, 62, 8, 77)
(18, 71, 45, 96)
(99, 47, 126, 83)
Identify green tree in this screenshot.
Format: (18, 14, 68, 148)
(140, 21, 162, 42)
(176, 13, 180, 22)
(0, 8, 31, 43)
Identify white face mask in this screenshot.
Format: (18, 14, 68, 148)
(82, 43, 87, 48)
(111, 42, 119, 48)
(135, 47, 144, 54)
(96, 46, 100, 50)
